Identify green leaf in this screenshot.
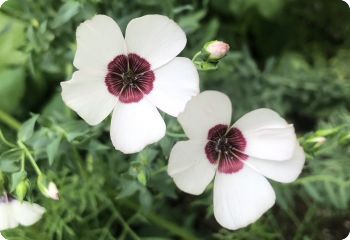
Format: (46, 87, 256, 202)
(139, 188, 152, 212)
(0, 148, 22, 173)
(46, 136, 61, 165)
(0, 13, 27, 66)
(60, 120, 90, 142)
(51, 1, 81, 28)
(10, 170, 27, 192)
(17, 114, 39, 142)
(116, 180, 140, 199)
(0, 68, 25, 113)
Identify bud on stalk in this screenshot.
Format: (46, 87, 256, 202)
(16, 179, 30, 202)
(204, 40, 230, 61)
(37, 175, 59, 200)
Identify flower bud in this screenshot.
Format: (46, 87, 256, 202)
(204, 40, 230, 61)
(16, 179, 30, 202)
(37, 175, 59, 200)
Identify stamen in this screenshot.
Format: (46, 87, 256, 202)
(105, 54, 155, 103)
(205, 124, 247, 174)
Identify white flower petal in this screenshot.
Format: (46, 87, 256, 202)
(110, 99, 166, 154)
(234, 109, 297, 161)
(178, 91, 232, 140)
(213, 167, 276, 230)
(242, 125, 297, 161)
(168, 140, 216, 195)
(0, 199, 45, 231)
(74, 15, 127, 71)
(0, 233, 6, 240)
(147, 57, 199, 117)
(61, 71, 117, 125)
(11, 200, 45, 227)
(234, 108, 289, 131)
(0, 203, 17, 231)
(244, 144, 305, 183)
(125, 15, 186, 70)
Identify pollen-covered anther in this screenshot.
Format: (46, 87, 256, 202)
(205, 124, 247, 174)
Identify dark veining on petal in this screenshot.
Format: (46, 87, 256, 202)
(205, 124, 247, 174)
(105, 53, 155, 103)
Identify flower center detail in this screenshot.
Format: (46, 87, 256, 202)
(205, 124, 248, 174)
(105, 53, 155, 103)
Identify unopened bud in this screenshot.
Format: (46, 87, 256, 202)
(16, 179, 30, 202)
(37, 175, 59, 200)
(204, 40, 230, 61)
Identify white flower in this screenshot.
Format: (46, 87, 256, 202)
(0, 194, 45, 231)
(344, 232, 350, 240)
(61, 14, 199, 154)
(168, 91, 305, 230)
(0, 233, 6, 240)
(0, 0, 7, 8)
(343, 0, 350, 7)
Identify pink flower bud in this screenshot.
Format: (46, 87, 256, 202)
(204, 40, 230, 60)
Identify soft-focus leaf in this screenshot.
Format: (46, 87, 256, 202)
(18, 114, 39, 142)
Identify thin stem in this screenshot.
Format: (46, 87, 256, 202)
(191, 51, 202, 62)
(0, 109, 21, 130)
(122, 201, 198, 240)
(72, 146, 87, 178)
(105, 200, 141, 240)
(20, 152, 25, 171)
(0, 131, 16, 148)
(18, 141, 42, 176)
(113, 210, 141, 240)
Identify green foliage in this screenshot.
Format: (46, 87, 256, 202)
(0, 0, 350, 239)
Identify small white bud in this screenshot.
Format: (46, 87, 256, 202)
(47, 182, 60, 200)
(37, 175, 59, 200)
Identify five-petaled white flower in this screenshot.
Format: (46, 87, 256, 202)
(0, 194, 45, 231)
(61, 14, 199, 154)
(168, 91, 305, 230)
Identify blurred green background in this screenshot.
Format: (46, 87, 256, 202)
(0, 0, 350, 239)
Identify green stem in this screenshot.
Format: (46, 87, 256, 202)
(0, 131, 16, 148)
(72, 146, 87, 178)
(20, 152, 25, 171)
(113, 210, 141, 240)
(0, 109, 21, 130)
(122, 201, 198, 240)
(191, 51, 202, 62)
(18, 141, 42, 176)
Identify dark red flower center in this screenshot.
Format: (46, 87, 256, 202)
(105, 53, 155, 103)
(205, 124, 248, 174)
